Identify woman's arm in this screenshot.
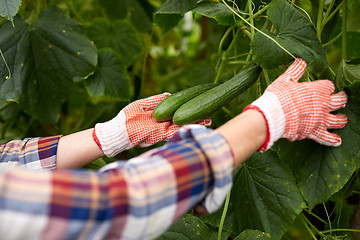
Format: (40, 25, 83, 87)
(0, 124, 234, 240)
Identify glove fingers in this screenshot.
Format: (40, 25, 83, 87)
(308, 128, 342, 147)
(278, 58, 307, 82)
(141, 93, 171, 111)
(329, 91, 347, 112)
(325, 113, 347, 129)
(195, 117, 212, 126)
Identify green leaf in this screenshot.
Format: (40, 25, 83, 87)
(251, 0, 328, 77)
(156, 214, 230, 240)
(84, 48, 132, 100)
(234, 230, 272, 240)
(85, 18, 142, 67)
(200, 151, 305, 239)
(192, 2, 239, 26)
(100, 0, 153, 32)
(336, 59, 360, 89)
(0, 7, 97, 124)
(0, 0, 22, 21)
(348, 0, 360, 32)
(83, 158, 107, 170)
(277, 81, 360, 208)
(0, 16, 29, 101)
(154, 0, 198, 31)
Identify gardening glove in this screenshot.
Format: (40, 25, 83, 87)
(93, 93, 211, 157)
(243, 58, 348, 152)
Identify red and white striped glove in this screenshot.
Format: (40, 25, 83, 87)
(93, 93, 211, 157)
(244, 58, 348, 152)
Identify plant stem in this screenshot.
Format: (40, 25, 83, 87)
(342, 0, 347, 60)
(217, 191, 231, 240)
(321, 229, 360, 234)
(316, 0, 325, 41)
(322, 31, 342, 47)
(0, 49, 11, 80)
(321, 2, 343, 28)
(300, 214, 318, 240)
(247, 0, 255, 40)
(323, 203, 332, 235)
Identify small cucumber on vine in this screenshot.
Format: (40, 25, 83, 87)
(173, 65, 262, 125)
(153, 83, 219, 122)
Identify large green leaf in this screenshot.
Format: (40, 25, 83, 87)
(85, 18, 142, 67)
(156, 214, 230, 240)
(200, 151, 305, 239)
(154, 0, 198, 32)
(251, 0, 329, 78)
(278, 81, 360, 208)
(84, 48, 131, 100)
(0, 7, 97, 123)
(0, 0, 22, 21)
(192, 2, 239, 26)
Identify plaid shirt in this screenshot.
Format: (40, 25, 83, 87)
(0, 125, 233, 240)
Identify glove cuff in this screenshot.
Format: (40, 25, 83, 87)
(244, 91, 286, 151)
(94, 111, 131, 157)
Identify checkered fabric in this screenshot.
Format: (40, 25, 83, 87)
(244, 58, 348, 151)
(94, 93, 211, 157)
(0, 125, 233, 240)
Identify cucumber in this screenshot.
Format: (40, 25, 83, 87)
(153, 83, 219, 121)
(173, 65, 262, 125)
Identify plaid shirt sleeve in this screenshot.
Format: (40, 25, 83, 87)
(0, 125, 234, 240)
(0, 136, 61, 171)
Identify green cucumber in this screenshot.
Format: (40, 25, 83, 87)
(173, 65, 262, 125)
(153, 83, 219, 121)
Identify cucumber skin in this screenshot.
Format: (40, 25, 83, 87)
(153, 83, 219, 122)
(173, 65, 262, 125)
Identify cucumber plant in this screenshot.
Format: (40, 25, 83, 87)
(1, 0, 360, 239)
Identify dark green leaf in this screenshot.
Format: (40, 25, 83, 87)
(192, 2, 239, 26)
(0, 0, 22, 21)
(100, 0, 153, 32)
(0, 7, 97, 124)
(156, 214, 229, 240)
(278, 81, 360, 208)
(0, 16, 29, 101)
(251, 0, 328, 78)
(234, 230, 272, 240)
(84, 48, 131, 100)
(85, 18, 142, 67)
(154, 0, 198, 31)
(200, 151, 304, 239)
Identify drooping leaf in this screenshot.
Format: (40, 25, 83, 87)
(234, 230, 272, 240)
(277, 81, 360, 208)
(192, 2, 239, 26)
(251, 0, 329, 78)
(85, 18, 142, 67)
(154, 0, 198, 32)
(0, 0, 22, 21)
(200, 151, 305, 239)
(156, 214, 230, 240)
(336, 58, 360, 89)
(84, 48, 131, 100)
(0, 7, 97, 124)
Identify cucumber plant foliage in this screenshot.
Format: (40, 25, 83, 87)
(0, 0, 360, 239)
